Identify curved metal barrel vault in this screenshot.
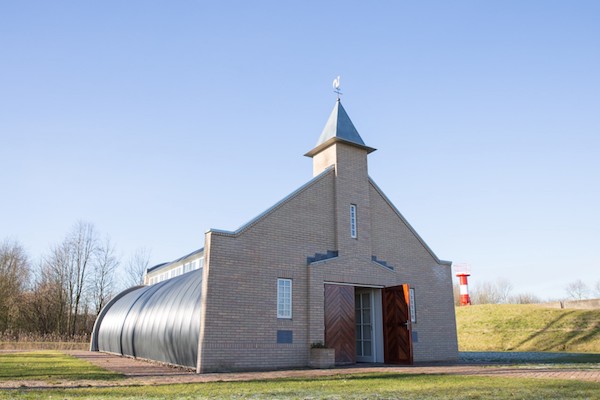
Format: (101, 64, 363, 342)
(90, 269, 202, 369)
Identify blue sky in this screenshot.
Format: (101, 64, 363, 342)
(1, 1, 598, 299)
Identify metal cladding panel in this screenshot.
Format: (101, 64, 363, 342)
(96, 269, 202, 368)
(96, 288, 146, 354)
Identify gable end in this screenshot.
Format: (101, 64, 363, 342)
(369, 178, 451, 266)
(209, 166, 335, 238)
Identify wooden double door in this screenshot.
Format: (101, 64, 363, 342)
(324, 284, 413, 365)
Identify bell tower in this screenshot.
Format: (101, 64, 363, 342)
(305, 99, 376, 258)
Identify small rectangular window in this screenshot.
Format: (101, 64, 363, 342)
(350, 204, 358, 238)
(277, 278, 292, 319)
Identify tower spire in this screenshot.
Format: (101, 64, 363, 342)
(305, 99, 376, 158)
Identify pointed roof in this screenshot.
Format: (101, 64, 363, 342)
(305, 99, 376, 157)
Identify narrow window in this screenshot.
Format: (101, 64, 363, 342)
(350, 204, 358, 238)
(277, 278, 292, 319)
(409, 288, 417, 323)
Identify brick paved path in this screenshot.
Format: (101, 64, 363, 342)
(69, 351, 600, 385)
(1, 351, 598, 389)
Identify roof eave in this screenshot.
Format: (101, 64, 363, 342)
(304, 137, 377, 158)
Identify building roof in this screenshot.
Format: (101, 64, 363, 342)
(146, 247, 204, 274)
(208, 166, 334, 237)
(305, 99, 376, 157)
(91, 269, 203, 369)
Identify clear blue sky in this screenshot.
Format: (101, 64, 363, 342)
(1, 1, 598, 299)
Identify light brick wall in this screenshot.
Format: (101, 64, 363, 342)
(369, 182, 459, 362)
(197, 170, 336, 372)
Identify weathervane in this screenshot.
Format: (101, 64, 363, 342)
(332, 75, 342, 100)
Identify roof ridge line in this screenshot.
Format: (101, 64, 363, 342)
(209, 166, 335, 237)
(368, 177, 452, 266)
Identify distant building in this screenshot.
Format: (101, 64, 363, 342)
(91, 99, 458, 372)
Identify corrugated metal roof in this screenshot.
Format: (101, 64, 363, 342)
(92, 269, 202, 369)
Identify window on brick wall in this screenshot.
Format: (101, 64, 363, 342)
(277, 278, 292, 319)
(409, 287, 416, 323)
(350, 204, 358, 238)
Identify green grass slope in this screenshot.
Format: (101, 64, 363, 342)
(456, 304, 600, 352)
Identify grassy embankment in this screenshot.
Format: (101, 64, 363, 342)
(456, 304, 600, 352)
(1, 352, 599, 400)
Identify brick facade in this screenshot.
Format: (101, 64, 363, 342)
(196, 130, 458, 372)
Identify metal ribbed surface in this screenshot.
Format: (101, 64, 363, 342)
(93, 269, 202, 369)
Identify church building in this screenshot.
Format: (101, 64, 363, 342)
(91, 99, 459, 372)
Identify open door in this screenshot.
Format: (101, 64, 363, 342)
(382, 284, 413, 364)
(324, 284, 356, 365)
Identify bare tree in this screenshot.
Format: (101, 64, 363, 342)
(20, 268, 67, 335)
(470, 278, 515, 304)
(0, 239, 30, 331)
(495, 278, 513, 304)
(125, 247, 151, 288)
(471, 281, 500, 304)
(69, 222, 98, 335)
(452, 283, 461, 306)
(510, 292, 541, 304)
(594, 281, 600, 298)
(43, 221, 98, 335)
(565, 279, 589, 300)
(91, 236, 119, 314)
(43, 241, 70, 334)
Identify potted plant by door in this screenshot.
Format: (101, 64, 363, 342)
(309, 341, 335, 368)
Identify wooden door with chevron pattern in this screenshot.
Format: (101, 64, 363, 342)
(324, 284, 356, 365)
(382, 284, 413, 364)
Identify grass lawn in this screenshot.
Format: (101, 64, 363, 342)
(1, 351, 599, 399)
(0, 351, 122, 381)
(2, 373, 599, 399)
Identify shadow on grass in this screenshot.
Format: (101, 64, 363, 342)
(570, 320, 600, 347)
(511, 311, 600, 352)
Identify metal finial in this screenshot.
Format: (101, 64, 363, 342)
(332, 75, 342, 100)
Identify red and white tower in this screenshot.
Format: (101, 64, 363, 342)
(453, 263, 472, 306)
